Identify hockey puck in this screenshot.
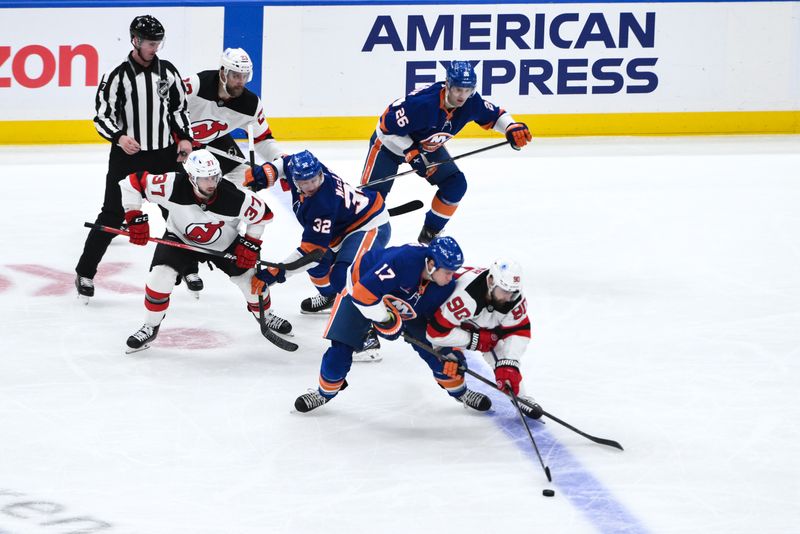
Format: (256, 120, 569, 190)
(542, 489, 555, 497)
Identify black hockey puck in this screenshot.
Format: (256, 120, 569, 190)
(542, 489, 555, 497)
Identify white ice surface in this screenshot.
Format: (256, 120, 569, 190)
(1, 135, 799, 534)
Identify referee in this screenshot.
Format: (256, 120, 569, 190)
(75, 15, 193, 301)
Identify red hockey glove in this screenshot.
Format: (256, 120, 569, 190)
(244, 162, 278, 192)
(467, 329, 499, 352)
(494, 359, 522, 395)
(441, 348, 466, 379)
(404, 146, 434, 178)
(124, 210, 150, 246)
(505, 122, 532, 150)
(235, 235, 262, 269)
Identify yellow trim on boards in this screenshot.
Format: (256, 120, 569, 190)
(1, 111, 798, 145)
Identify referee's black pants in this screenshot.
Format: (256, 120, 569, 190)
(76, 144, 181, 279)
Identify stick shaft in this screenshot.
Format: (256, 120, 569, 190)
(359, 140, 509, 189)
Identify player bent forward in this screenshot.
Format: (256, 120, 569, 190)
(422, 259, 542, 419)
(294, 236, 493, 413)
(119, 149, 291, 353)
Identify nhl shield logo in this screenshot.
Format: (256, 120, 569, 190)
(157, 79, 170, 100)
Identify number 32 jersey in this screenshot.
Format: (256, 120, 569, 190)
(278, 158, 389, 254)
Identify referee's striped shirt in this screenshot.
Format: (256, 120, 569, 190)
(94, 53, 192, 151)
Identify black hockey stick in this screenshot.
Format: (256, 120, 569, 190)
(402, 334, 624, 450)
(387, 200, 423, 217)
(492, 350, 551, 481)
(84, 222, 323, 271)
(359, 140, 511, 190)
(245, 124, 298, 351)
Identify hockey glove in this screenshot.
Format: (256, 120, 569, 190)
(373, 309, 402, 340)
(244, 162, 279, 191)
(404, 146, 434, 178)
(505, 122, 532, 150)
(494, 359, 522, 395)
(441, 348, 466, 379)
(124, 210, 150, 246)
(250, 266, 287, 294)
(467, 328, 499, 352)
(235, 235, 262, 269)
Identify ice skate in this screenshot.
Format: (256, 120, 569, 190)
(417, 225, 441, 245)
(518, 395, 543, 419)
(125, 323, 160, 354)
(300, 293, 334, 314)
(294, 390, 329, 413)
(263, 311, 293, 336)
(455, 389, 492, 412)
(75, 275, 94, 305)
(183, 273, 204, 299)
(352, 327, 382, 362)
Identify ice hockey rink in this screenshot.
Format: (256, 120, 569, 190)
(0, 135, 798, 534)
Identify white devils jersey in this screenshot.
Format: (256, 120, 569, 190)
(119, 171, 272, 252)
(183, 70, 281, 161)
(427, 267, 531, 361)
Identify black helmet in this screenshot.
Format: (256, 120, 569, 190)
(130, 15, 165, 42)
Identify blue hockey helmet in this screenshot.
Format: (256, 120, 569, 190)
(446, 61, 477, 90)
(287, 150, 322, 182)
(427, 236, 464, 271)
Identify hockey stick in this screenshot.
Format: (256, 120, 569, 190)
(492, 350, 551, 481)
(83, 222, 323, 271)
(245, 124, 292, 350)
(205, 144, 248, 166)
(387, 200, 423, 216)
(402, 334, 624, 450)
(359, 140, 511, 190)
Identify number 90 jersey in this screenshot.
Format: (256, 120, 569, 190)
(427, 267, 531, 360)
(281, 158, 389, 254)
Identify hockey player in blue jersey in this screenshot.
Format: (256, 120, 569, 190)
(247, 150, 391, 319)
(360, 61, 532, 244)
(293, 236, 492, 414)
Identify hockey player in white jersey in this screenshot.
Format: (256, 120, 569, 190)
(424, 258, 543, 418)
(178, 48, 284, 296)
(184, 48, 283, 184)
(118, 149, 291, 353)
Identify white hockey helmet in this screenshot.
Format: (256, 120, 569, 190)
(183, 149, 222, 189)
(220, 47, 253, 82)
(488, 258, 523, 296)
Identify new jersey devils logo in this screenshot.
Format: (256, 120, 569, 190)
(191, 120, 229, 142)
(185, 221, 224, 244)
(420, 132, 453, 152)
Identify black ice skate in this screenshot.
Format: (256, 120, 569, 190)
(75, 276, 94, 304)
(125, 323, 160, 354)
(518, 395, 543, 419)
(300, 293, 334, 314)
(294, 390, 329, 413)
(417, 225, 441, 245)
(455, 389, 492, 412)
(183, 273, 204, 299)
(352, 327, 381, 362)
(264, 311, 293, 335)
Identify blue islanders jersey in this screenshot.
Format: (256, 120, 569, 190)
(349, 243, 455, 320)
(279, 159, 387, 253)
(377, 82, 506, 155)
